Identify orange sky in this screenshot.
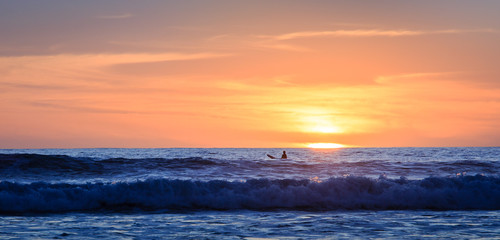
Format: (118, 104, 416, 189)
(1, 1, 500, 148)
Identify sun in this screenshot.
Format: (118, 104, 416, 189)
(307, 143, 345, 149)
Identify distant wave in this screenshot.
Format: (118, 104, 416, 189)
(0, 153, 221, 174)
(1, 175, 499, 214)
(2, 153, 499, 177)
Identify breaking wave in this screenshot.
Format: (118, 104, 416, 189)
(1, 175, 499, 214)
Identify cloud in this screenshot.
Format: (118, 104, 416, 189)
(251, 42, 311, 52)
(0, 52, 230, 70)
(0, 82, 74, 91)
(27, 101, 146, 115)
(100, 52, 231, 65)
(0, 52, 234, 104)
(374, 72, 462, 84)
(374, 71, 500, 90)
(265, 28, 497, 40)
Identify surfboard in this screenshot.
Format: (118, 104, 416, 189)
(267, 154, 289, 159)
(266, 154, 277, 159)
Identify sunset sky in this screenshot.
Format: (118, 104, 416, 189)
(1, 1, 500, 148)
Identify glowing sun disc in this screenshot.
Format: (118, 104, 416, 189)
(308, 143, 345, 149)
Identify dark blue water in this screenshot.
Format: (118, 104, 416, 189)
(1, 148, 499, 239)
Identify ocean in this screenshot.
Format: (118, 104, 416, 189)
(0, 147, 499, 239)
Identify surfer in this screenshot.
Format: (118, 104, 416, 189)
(281, 151, 287, 159)
(266, 151, 288, 159)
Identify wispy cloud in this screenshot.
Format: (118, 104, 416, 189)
(375, 71, 500, 89)
(374, 72, 462, 84)
(27, 101, 146, 115)
(100, 52, 231, 64)
(265, 28, 497, 40)
(0, 52, 234, 100)
(0, 82, 74, 91)
(252, 42, 311, 52)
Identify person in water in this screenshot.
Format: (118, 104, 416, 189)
(281, 150, 287, 159)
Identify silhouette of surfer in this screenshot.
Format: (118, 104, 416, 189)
(281, 151, 287, 159)
(266, 151, 288, 159)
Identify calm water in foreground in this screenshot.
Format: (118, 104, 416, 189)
(0, 147, 499, 239)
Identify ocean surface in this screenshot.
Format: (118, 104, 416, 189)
(0, 147, 499, 239)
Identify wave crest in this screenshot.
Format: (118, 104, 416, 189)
(1, 175, 499, 213)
